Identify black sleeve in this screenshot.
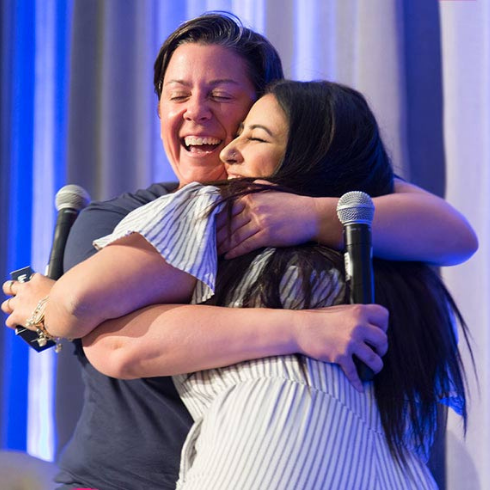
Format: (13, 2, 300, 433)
(63, 182, 177, 272)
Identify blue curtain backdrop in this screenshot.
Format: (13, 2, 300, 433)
(0, 1, 488, 488)
(0, 0, 34, 451)
(1, 0, 73, 457)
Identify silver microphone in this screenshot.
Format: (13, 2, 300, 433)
(47, 184, 91, 280)
(337, 191, 375, 381)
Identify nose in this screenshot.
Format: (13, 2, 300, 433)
(220, 141, 242, 166)
(184, 95, 212, 123)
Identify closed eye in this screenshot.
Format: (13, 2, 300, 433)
(169, 94, 189, 101)
(211, 92, 233, 101)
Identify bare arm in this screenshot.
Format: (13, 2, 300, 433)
(3, 234, 196, 339)
(218, 178, 478, 266)
(2, 270, 389, 393)
(82, 303, 389, 393)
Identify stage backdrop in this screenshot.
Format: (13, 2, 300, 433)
(0, 1, 488, 488)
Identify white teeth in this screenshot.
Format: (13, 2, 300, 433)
(184, 136, 220, 146)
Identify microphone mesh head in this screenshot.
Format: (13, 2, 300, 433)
(55, 184, 91, 211)
(336, 191, 375, 225)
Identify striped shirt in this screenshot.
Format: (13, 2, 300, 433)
(95, 182, 443, 489)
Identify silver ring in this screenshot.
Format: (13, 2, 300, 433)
(7, 280, 15, 294)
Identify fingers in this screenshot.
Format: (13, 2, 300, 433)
(216, 200, 247, 254)
(2, 280, 17, 323)
(216, 209, 252, 254)
(318, 303, 388, 382)
(363, 304, 389, 333)
(362, 324, 389, 357)
(354, 344, 385, 374)
(350, 304, 389, 370)
(1, 296, 18, 329)
(1, 296, 13, 314)
(219, 230, 262, 258)
(339, 358, 364, 393)
(216, 199, 246, 230)
(337, 326, 385, 391)
(217, 198, 263, 257)
(2, 280, 16, 296)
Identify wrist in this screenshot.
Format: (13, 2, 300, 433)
(312, 197, 343, 249)
(25, 295, 62, 352)
(270, 309, 303, 356)
(249, 309, 299, 358)
(299, 195, 321, 243)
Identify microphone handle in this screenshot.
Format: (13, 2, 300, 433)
(344, 224, 375, 381)
(345, 225, 374, 304)
(46, 208, 79, 280)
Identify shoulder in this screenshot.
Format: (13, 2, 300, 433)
(89, 182, 178, 214)
(64, 182, 177, 269)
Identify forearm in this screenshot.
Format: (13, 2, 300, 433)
(82, 301, 388, 394)
(370, 190, 477, 265)
(44, 235, 195, 339)
(82, 304, 296, 379)
(223, 179, 477, 266)
(312, 180, 478, 265)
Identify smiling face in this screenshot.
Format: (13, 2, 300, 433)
(220, 94, 289, 179)
(159, 43, 257, 185)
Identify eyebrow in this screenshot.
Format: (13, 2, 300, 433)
(164, 79, 241, 87)
(248, 124, 274, 137)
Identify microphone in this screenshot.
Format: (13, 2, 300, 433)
(11, 184, 90, 351)
(46, 184, 91, 280)
(336, 191, 375, 381)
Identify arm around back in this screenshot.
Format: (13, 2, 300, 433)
(218, 178, 477, 266)
(45, 234, 196, 339)
(82, 302, 389, 393)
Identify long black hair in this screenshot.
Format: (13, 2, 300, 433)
(207, 80, 472, 464)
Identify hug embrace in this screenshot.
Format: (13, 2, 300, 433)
(2, 12, 476, 490)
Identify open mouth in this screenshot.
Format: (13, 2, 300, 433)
(183, 136, 222, 153)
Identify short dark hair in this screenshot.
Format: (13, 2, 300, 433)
(153, 12, 284, 99)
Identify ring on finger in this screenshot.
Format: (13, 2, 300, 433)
(7, 280, 15, 295)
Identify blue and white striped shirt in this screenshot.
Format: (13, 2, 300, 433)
(95, 182, 448, 489)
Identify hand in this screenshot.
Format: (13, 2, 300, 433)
(293, 304, 389, 393)
(216, 186, 319, 258)
(2, 273, 55, 330)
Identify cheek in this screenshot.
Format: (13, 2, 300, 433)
(159, 100, 180, 131)
(160, 110, 181, 145)
(251, 154, 274, 177)
(221, 104, 254, 139)
(256, 150, 282, 177)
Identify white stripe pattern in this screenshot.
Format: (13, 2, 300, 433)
(96, 183, 440, 489)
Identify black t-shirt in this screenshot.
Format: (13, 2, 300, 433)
(55, 182, 193, 490)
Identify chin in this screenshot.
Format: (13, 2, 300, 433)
(181, 167, 227, 185)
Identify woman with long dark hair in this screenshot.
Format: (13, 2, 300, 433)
(212, 80, 472, 475)
(66, 80, 471, 488)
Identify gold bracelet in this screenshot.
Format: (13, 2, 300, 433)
(25, 296, 62, 353)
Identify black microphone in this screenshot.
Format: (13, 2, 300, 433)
(11, 184, 90, 351)
(46, 184, 91, 280)
(336, 191, 375, 381)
